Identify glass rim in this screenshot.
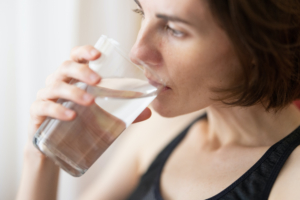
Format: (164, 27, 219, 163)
(101, 35, 166, 88)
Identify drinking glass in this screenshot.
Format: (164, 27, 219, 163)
(33, 35, 164, 177)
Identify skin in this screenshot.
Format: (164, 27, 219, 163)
(130, 0, 242, 117)
(17, 0, 300, 199)
(130, 0, 300, 199)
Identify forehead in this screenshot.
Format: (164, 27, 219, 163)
(139, 0, 209, 23)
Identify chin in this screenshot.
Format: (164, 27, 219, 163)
(150, 96, 210, 118)
(150, 98, 187, 118)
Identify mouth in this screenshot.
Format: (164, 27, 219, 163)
(148, 78, 171, 92)
(143, 69, 171, 92)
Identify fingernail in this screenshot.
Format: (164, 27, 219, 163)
(90, 73, 100, 82)
(65, 110, 74, 117)
(90, 49, 99, 57)
(83, 93, 93, 102)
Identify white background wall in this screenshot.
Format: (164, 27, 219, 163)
(0, 0, 140, 199)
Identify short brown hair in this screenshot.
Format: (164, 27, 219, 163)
(208, 0, 300, 110)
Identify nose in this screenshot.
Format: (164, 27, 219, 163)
(129, 23, 163, 67)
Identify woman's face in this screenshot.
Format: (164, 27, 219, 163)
(130, 0, 242, 117)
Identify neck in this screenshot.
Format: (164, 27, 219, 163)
(204, 103, 300, 148)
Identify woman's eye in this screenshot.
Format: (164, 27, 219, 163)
(165, 25, 185, 38)
(133, 8, 144, 18)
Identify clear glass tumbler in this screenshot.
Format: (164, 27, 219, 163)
(33, 35, 164, 177)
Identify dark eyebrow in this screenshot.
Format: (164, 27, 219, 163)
(156, 14, 190, 25)
(134, 0, 142, 8)
(133, 0, 190, 25)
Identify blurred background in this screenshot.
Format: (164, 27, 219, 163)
(0, 0, 205, 199)
(2, 1, 300, 199)
(0, 0, 140, 199)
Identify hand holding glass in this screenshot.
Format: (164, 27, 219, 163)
(33, 35, 164, 177)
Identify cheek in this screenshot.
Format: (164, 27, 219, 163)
(175, 38, 242, 90)
(205, 50, 242, 91)
(163, 43, 217, 93)
(153, 35, 242, 117)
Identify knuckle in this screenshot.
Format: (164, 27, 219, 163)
(49, 81, 62, 94)
(45, 73, 54, 85)
(50, 81, 61, 90)
(65, 85, 86, 102)
(42, 101, 57, 116)
(71, 46, 80, 54)
(61, 60, 72, 69)
(83, 45, 94, 51)
(57, 61, 72, 76)
(51, 104, 62, 115)
(69, 86, 82, 97)
(78, 64, 89, 74)
(70, 45, 84, 60)
(30, 101, 45, 120)
(39, 101, 49, 112)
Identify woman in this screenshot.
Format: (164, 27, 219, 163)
(17, 0, 300, 199)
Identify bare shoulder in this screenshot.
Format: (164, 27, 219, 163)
(269, 145, 300, 200)
(128, 108, 206, 175)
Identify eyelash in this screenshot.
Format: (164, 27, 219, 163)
(165, 25, 184, 38)
(132, 8, 185, 38)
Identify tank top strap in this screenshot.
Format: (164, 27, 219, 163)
(261, 126, 300, 199)
(128, 114, 300, 200)
(150, 113, 207, 176)
(126, 113, 207, 200)
(207, 126, 300, 200)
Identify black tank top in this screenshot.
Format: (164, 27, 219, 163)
(126, 114, 300, 200)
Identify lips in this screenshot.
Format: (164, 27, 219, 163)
(147, 78, 171, 92)
(148, 79, 163, 88)
(144, 70, 171, 92)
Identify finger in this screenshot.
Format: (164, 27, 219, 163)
(37, 82, 95, 106)
(133, 107, 152, 123)
(70, 45, 101, 63)
(47, 61, 101, 86)
(30, 100, 76, 125)
(45, 73, 56, 86)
